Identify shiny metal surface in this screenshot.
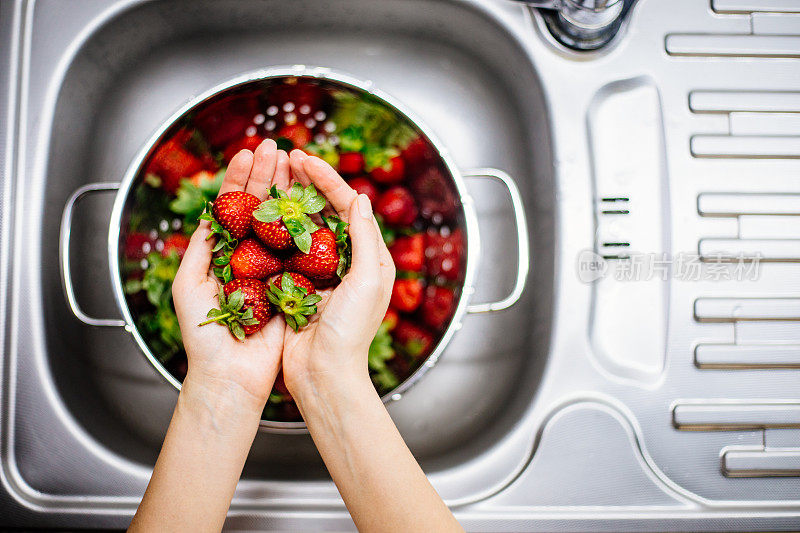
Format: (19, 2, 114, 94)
(2, 0, 800, 530)
(512, 0, 631, 50)
(59, 182, 126, 327)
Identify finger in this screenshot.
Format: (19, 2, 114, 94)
(289, 149, 312, 187)
(253, 313, 285, 351)
(345, 194, 383, 289)
(245, 139, 278, 200)
(173, 221, 214, 287)
(302, 154, 358, 215)
(218, 149, 254, 196)
(273, 150, 291, 192)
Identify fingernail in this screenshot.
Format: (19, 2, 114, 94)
(357, 194, 372, 219)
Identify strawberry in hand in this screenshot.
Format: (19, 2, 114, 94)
(199, 280, 272, 340)
(252, 183, 326, 253)
(284, 216, 351, 280)
(228, 238, 283, 280)
(266, 272, 322, 331)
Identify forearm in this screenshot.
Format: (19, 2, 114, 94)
(296, 371, 462, 533)
(129, 373, 265, 533)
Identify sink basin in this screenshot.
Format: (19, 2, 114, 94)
(10, 0, 799, 529)
(24, 0, 554, 509)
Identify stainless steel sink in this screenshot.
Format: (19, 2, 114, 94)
(2, 0, 800, 530)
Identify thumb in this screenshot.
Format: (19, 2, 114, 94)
(345, 194, 382, 290)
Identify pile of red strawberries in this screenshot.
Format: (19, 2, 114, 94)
(199, 183, 349, 338)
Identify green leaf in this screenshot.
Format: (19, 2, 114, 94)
(230, 322, 245, 341)
(270, 185, 280, 199)
(207, 308, 222, 318)
(294, 314, 309, 328)
(227, 289, 244, 311)
(289, 182, 304, 202)
(222, 264, 232, 283)
(303, 193, 326, 214)
(294, 231, 312, 254)
(285, 314, 298, 332)
(281, 272, 295, 292)
(298, 214, 319, 234)
(284, 217, 305, 237)
(253, 202, 282, 223)
(301, 294, 323, 306)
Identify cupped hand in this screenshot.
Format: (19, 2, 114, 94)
(281, 150, 396, 401)
(172, 140, 288, 410)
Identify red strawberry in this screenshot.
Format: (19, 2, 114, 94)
(410, 166, 458, 222)
(224, 134, 265, 162)
(211, 191, 261, 240)
(124, 232, 156, 260)
(382, 307, 399, 331)
(277, 124, 312, 149)
(339, 152, 364, 175)
(266, 272, 321, 331)
(389, 233, 424, 272)
(375, 186, 418, 226)
(223, 278, 268, 306)
(390, 278, 423, 312)
(421, 285, 455, 330)
(222, 279, 271, 336)
(194, 93, 260, 147)
(285, 227, 343, 280)
(146, 136, 204, 194)
(346, 176, 379, 204)
(200, 278, 271, 339)
(425, 228, 463, 281)
(252, 183, 327, 252)
(161, 233, 191, 259)
(401, 137, 435, 174)
(253, 219, 294, 250)
(230, 238, 283, 279)
(370, 155, 405, 184)
(393, 320, 435, 359)
(268, 271, 316, 295)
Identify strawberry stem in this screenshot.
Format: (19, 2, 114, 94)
(198, 312, 231, 326)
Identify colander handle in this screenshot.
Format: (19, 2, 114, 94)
(462, 168, 530, 314)
(60, 182, 127, 327)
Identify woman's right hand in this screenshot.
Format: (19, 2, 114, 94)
(280, 150, 395, 403)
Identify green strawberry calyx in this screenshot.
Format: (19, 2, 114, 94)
(322, 215, 352, 279)
(266, 272, 322, 332)
(198, 200, 236, 283)
(252, 183, 325, 254)
(198, 287, 260, 341)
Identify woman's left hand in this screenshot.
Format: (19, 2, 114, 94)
(171, 140, 287, 411)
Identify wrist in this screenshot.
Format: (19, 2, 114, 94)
(179, 371, 266, 434)
(290, 364, 378, 418)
